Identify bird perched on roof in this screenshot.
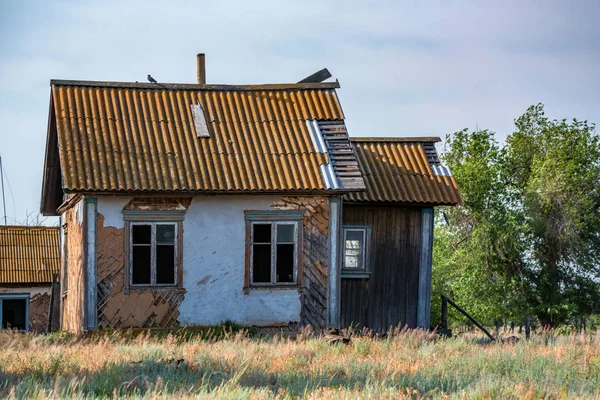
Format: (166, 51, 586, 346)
(147, 74, 157, 83)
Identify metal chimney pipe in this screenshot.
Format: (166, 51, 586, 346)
(197, 53, 206, 84)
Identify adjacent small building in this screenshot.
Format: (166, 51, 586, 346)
(0, 226, 60, 332)
(40, 56, 461, 333)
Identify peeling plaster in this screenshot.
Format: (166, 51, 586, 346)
(96, 195, 303, 327)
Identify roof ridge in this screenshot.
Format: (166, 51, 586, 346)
(0, 225, 59, 229)
(351, 137, 441, 143)
(50, 79, 341, 91)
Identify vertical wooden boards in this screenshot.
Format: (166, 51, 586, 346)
(417, 208, 434, 329)
(341, 204, 425, 331)
(340, 277, 369, 328)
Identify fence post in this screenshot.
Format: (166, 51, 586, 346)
(441, 295, 448, 331)
(48, 273, 61, 332)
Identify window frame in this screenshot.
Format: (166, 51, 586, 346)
(123, 210, 184, 292)
(129, 222, 178, 287)
(0, 294, 30, 332)
(244, 210, 305, 289)
(341, 225, 371, 275)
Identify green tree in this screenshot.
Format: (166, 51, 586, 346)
(432, 129, 527, 327)
(433, 104, 600, 327)
(505, 104, 600, 326)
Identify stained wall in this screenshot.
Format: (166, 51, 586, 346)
(94, 195, 330, 329)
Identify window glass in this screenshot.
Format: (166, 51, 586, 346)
(344, 229, 366, 270)
(346, 230, 364, 248)
(157, 225, 175, 244)
(253, 244, 271, 282)
(277, 224, 295, 243)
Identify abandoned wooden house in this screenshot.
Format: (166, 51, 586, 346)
(40, 55, 461, 333)
(0, 226, 60, 332)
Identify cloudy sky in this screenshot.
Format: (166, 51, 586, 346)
(0, 0, 599, 225)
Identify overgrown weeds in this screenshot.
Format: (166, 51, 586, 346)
(0, 328, 597, 399)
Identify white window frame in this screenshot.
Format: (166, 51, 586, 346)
(0, 294, 29, 331)
(342, 226, 371, 273)
(129, 222, 178, 288)
(250, 221, 299, 286)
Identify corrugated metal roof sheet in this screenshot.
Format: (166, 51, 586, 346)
(50, 81, 352, 193)
(346, 138, 462, 205)
(0, 226, 60, 284)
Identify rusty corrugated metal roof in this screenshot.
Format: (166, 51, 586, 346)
(0, 226, 60, 284)
(50, 80, 352, 193)
(346, 138, 462, 205)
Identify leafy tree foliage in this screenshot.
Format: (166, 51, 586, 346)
(433, 104, 600, 327)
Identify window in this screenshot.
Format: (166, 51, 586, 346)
(245, 210, 304, 287)
(0, 295, 29, 331)
(130, 222, 178, 287)
(342, 226, 370, 272)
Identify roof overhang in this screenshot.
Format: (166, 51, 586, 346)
(40, 90, 63, 216)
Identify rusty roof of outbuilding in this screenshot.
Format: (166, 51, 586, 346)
(44, 80, 362, 199)
(0, 226, 60, 284)
(346, 138, 462, 205)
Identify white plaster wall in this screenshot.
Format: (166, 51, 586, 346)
(96, 195, 302, 326)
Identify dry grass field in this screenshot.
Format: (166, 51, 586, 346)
(0, 327, 598, 399)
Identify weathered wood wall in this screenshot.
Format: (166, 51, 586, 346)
(61, 202, 85, 333)
(341, 205, 423, 331)
(29, 292, 51, 332)
(271, 196, 329, 329)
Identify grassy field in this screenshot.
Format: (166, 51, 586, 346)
(0, 327, 598, 399)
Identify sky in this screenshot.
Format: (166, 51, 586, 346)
(0, 0, 599, 225)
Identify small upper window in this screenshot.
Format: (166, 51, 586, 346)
(342, 226, 370, 272)
(130, 222, 178, 286)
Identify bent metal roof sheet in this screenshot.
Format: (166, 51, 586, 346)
(48, 80, 354, 194)
(347, 138, 462, 205)
(0, 226, 60, 284)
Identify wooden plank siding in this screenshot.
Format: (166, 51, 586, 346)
(341, 205, 423, 332)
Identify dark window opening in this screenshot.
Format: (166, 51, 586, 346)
(156, 245, 175, 284)
(132, 224, 152, 285)
(132, 246, 151, 284)
(130, 223, 178, 287)
(249, 221, 298, 286)
(2, 299, 27, 330)
(253, 224, 272, 283)
(276, 244, 294, 282)
(253, 244, 271, 282)
(156, 225, 175, 285)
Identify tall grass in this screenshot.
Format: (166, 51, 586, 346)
(0, 328, 598, 399)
